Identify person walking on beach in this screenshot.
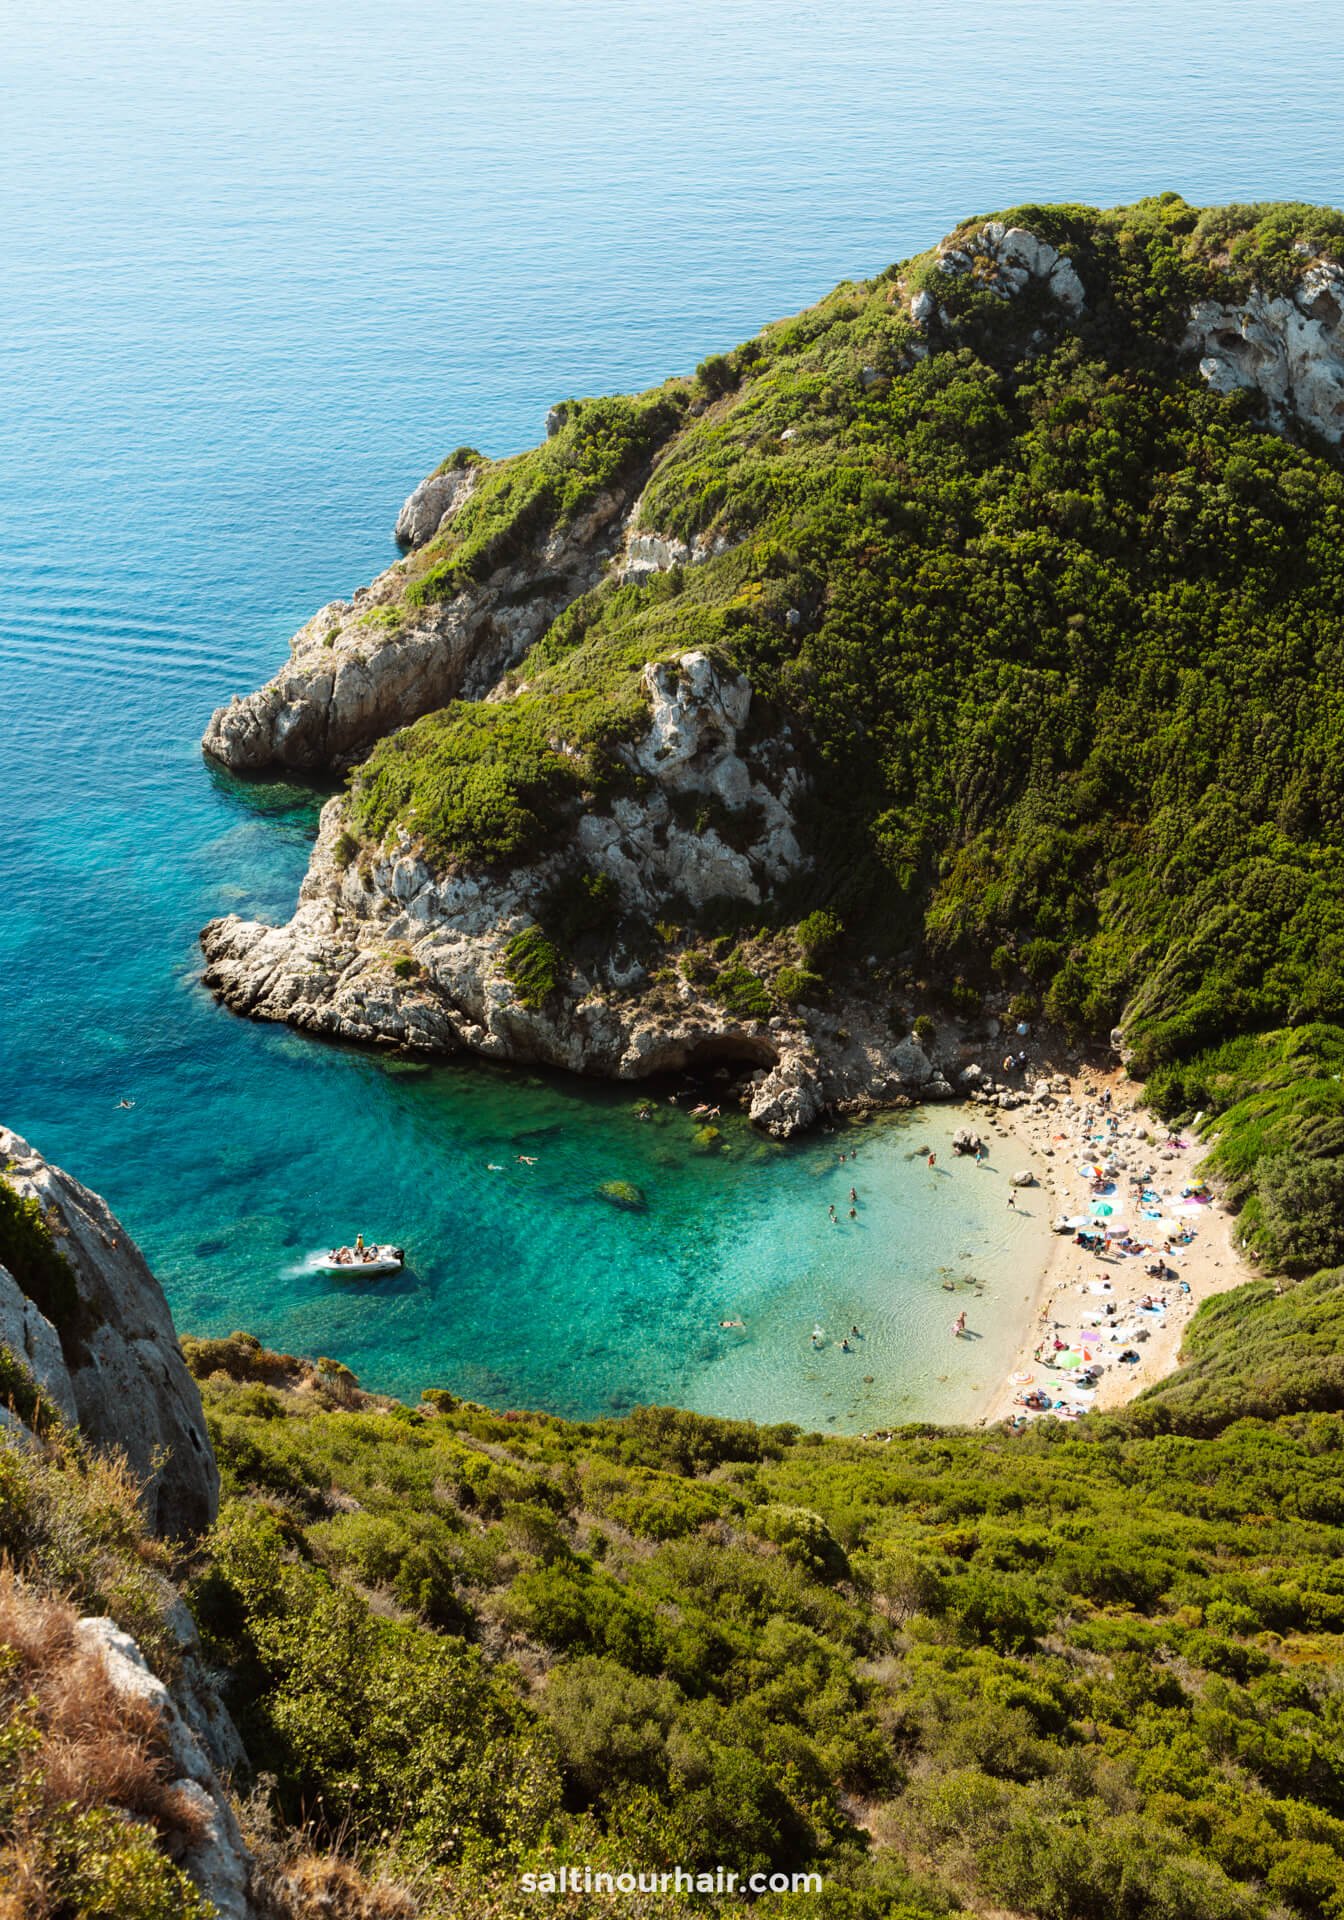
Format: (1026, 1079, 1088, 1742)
(927, 1152, 936, 1169)
(1007, 1192, 1017, 1210)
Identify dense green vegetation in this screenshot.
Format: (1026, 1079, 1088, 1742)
(178, 1293, 1344, 1919)
(400, 392, 682, 610)
(342, 196, 1344, 1268)
(0, 1175, 79, 1335)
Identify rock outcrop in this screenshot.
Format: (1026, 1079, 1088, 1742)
(201, 652, 849, 1134)
(1184, 261, 1344, 444)
(925, 220, 1087, 317)
(393, 460, 479, 548)
(77, 1617, 254, 1920)
(202, 485, 636, 776)
(0, 1126, 218, 1538)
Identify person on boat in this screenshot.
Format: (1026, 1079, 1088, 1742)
(355, 1234, 365, 1255)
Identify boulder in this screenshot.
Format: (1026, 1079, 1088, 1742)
(1010, 1169, 1037, 1187)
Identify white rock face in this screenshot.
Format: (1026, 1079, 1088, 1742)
(1184, 262, 1344, 443)
(931, 221, 1086, 315)
(201, 652, 827, 1130)
(203, 477, 651, 774)
(0, 1126, 217, 1538)
(616, 523, 738, 585)
(76, 1618, 254, 1920)
(394, 462, 479, 547)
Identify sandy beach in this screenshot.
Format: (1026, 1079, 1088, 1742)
(971, 1067, 1252, 1428)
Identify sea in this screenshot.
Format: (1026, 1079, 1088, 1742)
(1, 0, 1339, 1427)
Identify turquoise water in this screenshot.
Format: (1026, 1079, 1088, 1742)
(2, 2, 1340, 1423)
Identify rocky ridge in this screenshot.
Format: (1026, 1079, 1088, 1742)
(77, 1615, 254, 1920)
(0, 1125, 218, 1538)
(202, 482, 634, 775)
(0, 1130, 256, 1914)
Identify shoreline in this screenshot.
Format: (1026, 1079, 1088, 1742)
(974, 1068, 1252, 1428)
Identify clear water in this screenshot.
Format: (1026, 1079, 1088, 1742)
(2, 1, 1339, 1424)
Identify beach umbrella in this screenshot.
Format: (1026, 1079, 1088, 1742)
(1090, 1201, 1115, 1217)
(1059, 1350, 1084, 1368)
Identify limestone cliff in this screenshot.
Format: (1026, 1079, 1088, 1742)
(202, 651, 931, 1134)
(202, 483, 632, 775)
(0, 1125, 218, 1538)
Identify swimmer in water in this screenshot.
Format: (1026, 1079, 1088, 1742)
(849, 1187, 857, 1203)
(516, 1155, 537, 1165)
(116, 1098, 135, 1109)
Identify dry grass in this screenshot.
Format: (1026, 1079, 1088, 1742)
(240, 1794, 421, 1920)
(0, 1567, 206, 1848)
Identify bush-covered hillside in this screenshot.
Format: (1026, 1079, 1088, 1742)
(340, 196, 1344, 1271)
(174, 1296, 1344, 1920)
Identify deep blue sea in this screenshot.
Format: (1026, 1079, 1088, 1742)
(2, 1, 1341, 1425)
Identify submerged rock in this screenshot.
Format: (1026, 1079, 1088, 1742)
(597, 1180, 648, 1212)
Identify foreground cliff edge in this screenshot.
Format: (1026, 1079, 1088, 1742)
(0, 1128, 252, 1916)
(6, 1134, 1344, 1916)
(199, 197, 1344, 1266)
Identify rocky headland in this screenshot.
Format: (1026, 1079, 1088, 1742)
(199, 200, 1344, 1183)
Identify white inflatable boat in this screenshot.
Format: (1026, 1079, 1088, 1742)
(316, 1244, 404, 1276)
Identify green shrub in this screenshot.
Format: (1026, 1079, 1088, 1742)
(503, 926, 564, 1009)
(0, 1179, 79, 1334)
(775, 965, 822, 1004)
(795, 910, 843, 963)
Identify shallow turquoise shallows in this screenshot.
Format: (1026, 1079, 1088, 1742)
(2, 0, 1340, 1423)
